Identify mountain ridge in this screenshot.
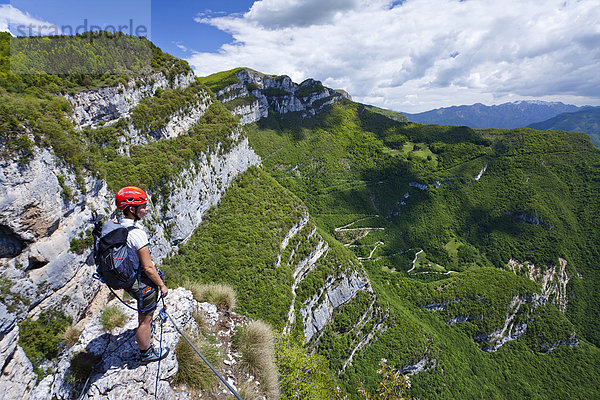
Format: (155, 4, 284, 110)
(404, 100, 589, 129)
(209, 69, 600, 397)
(528, 107, 600, 147)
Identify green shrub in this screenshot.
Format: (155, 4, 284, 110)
(69, 229, 93, 254)
(19, 310, 72, 376)
(356, 359, 415, 400)
(56, 174, 73, 200)
(275, 333, 337, 400)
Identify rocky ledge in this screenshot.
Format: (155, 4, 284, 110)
(24, 288, 259, 400)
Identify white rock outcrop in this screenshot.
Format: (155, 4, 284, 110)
(215, 69, 350, 125)
(146, 92, 212, 140)
(67, 71, 195, 127)
(0, 343, 37, 398)
(301, 272, 370, 342)
(507, 258, 571, 313)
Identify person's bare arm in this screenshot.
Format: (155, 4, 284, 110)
(138, 245, 168, 297)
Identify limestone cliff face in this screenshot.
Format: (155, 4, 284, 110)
(0, 72, 260, 398)
(67, 71, 195, 127)
(274, 213, 387, 374)
(148, 135, 260, 263)
(215, 69, 351, 125)
(0, 147, 111, 397)
(507, 258, 571, 314)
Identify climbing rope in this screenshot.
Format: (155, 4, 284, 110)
(154, 299, 167, 399)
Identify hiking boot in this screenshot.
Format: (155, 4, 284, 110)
(140, 346, 170, 365)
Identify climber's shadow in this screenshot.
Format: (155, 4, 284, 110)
(72, 329, 145, 398)
(78, 328, 141, 385)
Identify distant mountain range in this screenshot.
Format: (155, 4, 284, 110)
(527, 107, 600, 147)
(403, 100, 600, 147)
(404, 100, 587, 129)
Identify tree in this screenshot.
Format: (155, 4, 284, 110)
(356, 359, 417, 400)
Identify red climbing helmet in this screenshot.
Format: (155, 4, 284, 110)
(115, 186, 148, 210)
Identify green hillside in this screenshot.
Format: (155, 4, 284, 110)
(0, 33, 238, 194)
(528, 107, 600, 148)
(237, 91, 600, 397)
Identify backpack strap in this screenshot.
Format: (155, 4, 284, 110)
(97, 225, 136, 254)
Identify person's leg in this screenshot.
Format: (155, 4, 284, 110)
(138, 308, 169, 364)
(128, 274, 168, 363)
(136, 312, 154, 351)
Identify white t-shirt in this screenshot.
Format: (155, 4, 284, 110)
(119, 218, 149, 251)
(101, 218, 149, 268)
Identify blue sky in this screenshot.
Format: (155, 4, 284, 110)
(1, 0, 599, 113)
(151, 0, 252, 55)
(1, 0, 250, 54)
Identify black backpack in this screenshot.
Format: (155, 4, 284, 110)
(92, 222, 139, 290)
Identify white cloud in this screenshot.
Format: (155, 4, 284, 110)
(245, 0, 361, 28)
(188, 0, 600, 112)
(174, 41, 188, 52)
(0, 4, 61, 36)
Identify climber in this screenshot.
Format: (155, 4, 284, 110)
(109, 186, 170, 364)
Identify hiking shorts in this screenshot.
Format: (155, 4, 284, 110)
(126, 272, 158, 316)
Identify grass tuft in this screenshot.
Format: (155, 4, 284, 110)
(61, 325, 82, 347)
(174, 329, 223, 392)
(234, 320, 279, 398)
(186, 281, 237, 311)
(99, 305, 128, 331)
(192, 309, 212, 337)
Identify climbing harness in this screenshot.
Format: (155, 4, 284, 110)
(92, 268, 165, 314)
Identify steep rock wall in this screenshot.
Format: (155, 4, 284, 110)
(301, 272, 370, 343)
(274, 214, 373, 347)
(507, 258, 571, 313)
(216, 69, 350, 125)
(0, 77, 260, 396)
(149, 136, 261, 262)
(67, 71, 195, 127)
